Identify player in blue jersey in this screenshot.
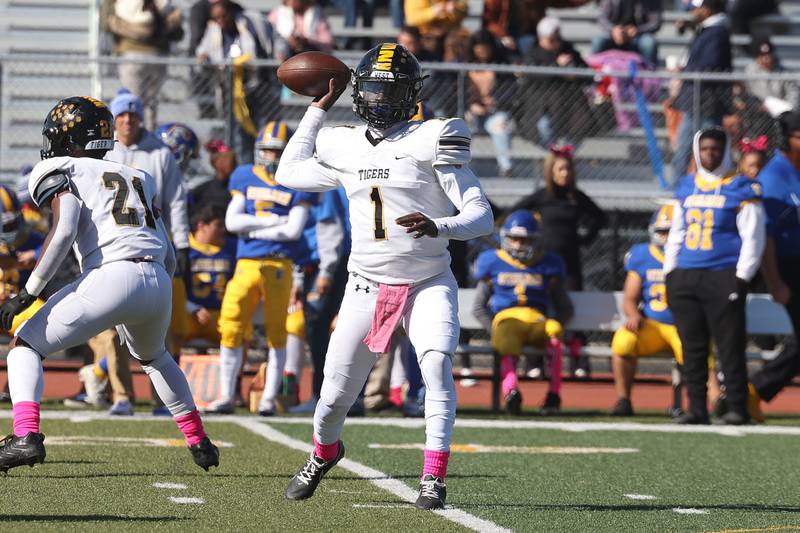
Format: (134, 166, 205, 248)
(473, 210, 573, 415)
(611, 205, 684, 416)
(205, 121, 317, 415)
(665, 127, 766, 425)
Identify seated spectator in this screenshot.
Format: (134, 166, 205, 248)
(465, 30, 516, 177)
(397, 26, 439, 62)
(423, 27, 469, 117)
(737, 135, 768, 179)
(667, 0, 731, 182)
(473, 210, 574, 415)
(745, 36, 800, 112)
(196, 0, 275, 165)
(610, 205, 682, 416)
(591, 0, 662, 66)
(512, 0, 593, 57)
(482, 0, 521, 57)
(516, 17, 594, 148)
(404, 0, 467, 46)
(269, 0, 333, 61)
(101, 0, 184, 130)
(190, 139, 237, 214)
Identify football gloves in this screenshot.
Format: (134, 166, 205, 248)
(0, 288, 36, 331)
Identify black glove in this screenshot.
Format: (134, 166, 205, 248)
(0, 288, 36, 331)
(176, 247, 191, 287)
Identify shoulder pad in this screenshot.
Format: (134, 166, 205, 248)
(29, 157, 73, 207)
(434, 118, 472, 166)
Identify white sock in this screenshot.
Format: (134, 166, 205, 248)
(142, 351, 196, 417)
(285, 334, 304, 376)
(390, 344, 407, 390)
(219, 345, 243, 404)
(419, 351, 456, 452)
(8, 346, 43, 403)
(261, 347, 287, 405)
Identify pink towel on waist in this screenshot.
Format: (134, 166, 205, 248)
(363, 283, 410, 353)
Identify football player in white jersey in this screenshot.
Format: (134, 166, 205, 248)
(0, 96, 219, 473)
(277, 44, 494, 510)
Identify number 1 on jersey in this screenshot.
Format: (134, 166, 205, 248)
(103, 172, 156, 229)
(370, 186, 387, 240)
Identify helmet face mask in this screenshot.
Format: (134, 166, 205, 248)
(0, 185, 25, 246)
(649, 204, 674, 248)
(500, 210, 543, 265)
(352, 43, 423, 130)
(156, 123, 199, 174)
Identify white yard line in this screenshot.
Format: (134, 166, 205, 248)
(352, 503, 413, 509)
(624, 494, 657, 500)
(234, 418, 512, 533)
(3, 410, 800, 437)
(672, 508, 708, 514)
(168, 497, 204, 505)
(153, 482, 188, 490)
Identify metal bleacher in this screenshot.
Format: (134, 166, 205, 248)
(1, 0, 800, 208)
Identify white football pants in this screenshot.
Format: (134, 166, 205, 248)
(314, 269, 458, 452)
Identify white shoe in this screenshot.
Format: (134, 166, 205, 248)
(108, 399, 134, 416)
(459, 368, 478, 388)
(79, 364, 108, 407)
(526, 367, 542, 380)
(288, 396, 318, 414)
(202, 399, 234, 415)
(258, 398, 275, 416)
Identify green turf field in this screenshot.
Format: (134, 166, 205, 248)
(1, 411, 800, 532)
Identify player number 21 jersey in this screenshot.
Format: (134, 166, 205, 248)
(29, 156, 168, 271)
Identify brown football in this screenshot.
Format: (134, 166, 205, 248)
(277, 52, 351, 97)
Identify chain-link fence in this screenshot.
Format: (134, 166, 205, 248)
(0, 54, 795, 291)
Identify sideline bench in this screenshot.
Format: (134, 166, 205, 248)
(456, 290, 794, 411)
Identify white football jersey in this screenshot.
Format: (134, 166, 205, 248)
(29, 156, 168, 271)
(315, 118, 472, 284)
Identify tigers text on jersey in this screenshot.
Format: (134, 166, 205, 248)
(0, 231, 45, 299)
(188, 234, 236, 311)
(28, 156, 168, 271)
(228, 164, 317, 260)
(474, 249, 566, 315)
(674, 173, 762, 271)
(314, 118, 471, 284)
(625, 243, 673, 325)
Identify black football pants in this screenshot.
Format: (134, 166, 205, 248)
(750, 256, 800, 401)
(666, 268, 748, 418)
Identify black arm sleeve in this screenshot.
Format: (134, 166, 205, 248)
(576, 189, 607, 245)
(472, 280, 495, 334)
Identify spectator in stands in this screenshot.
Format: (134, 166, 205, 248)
(188, 0, 244, 118)
(667, 0, 732, 182)
(610, 205, 682, 416)
(196, 0, 275, 165)
(748, 111, 800, 421)
(516, 0, 593, 56)
(516, 16, 594, 149)
(190, 139, 237, 214)
(591, 0, 662, 66)
(423, 27, 469, 117)
(398, 26, 439, 62)
(473, 210, 574, 415)
(465, 30, 516, 177)
(103, 89, 191, 416)
(737, 135, 769, 180)
(101, 0, 184, 131)
(729, 0, 779, 37)
(404, 0, 467, 46)
(745, 36, 800, 112)
(482, 0, 523, 57)
(665, 127, 766, 425)
(508, 145, 607, 378)
(269, 0, 334, 60)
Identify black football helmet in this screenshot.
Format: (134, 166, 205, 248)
(352, 43, 424, 130)
(40, 96, 115, 160)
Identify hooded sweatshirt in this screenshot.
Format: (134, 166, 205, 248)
(664, 129, 766, 280)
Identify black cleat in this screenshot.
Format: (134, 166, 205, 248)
(415, 475, 447, 510)
(540, 392, 561, 416)
(712, 394, 729, 418)
(0, 432, 46, 473)
(189, 437, 219, 471)
(673, 411, 710, 425)
(611, 398, 634, 417)
(286, 441, 345, 500)
(504, 389, 522, 416)
(713, 411, 750, 426)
